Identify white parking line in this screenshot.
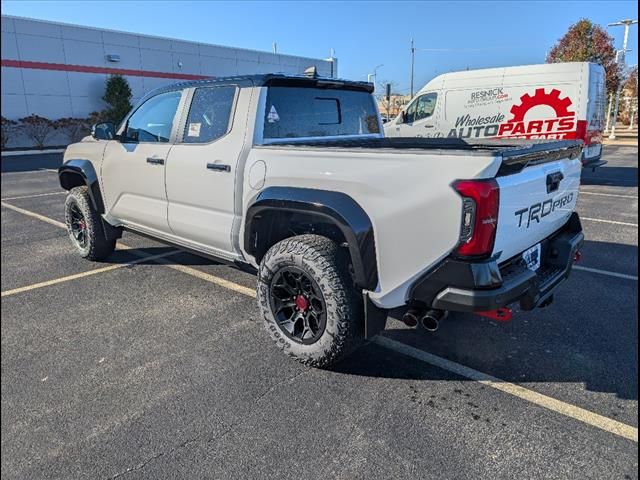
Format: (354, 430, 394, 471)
(1, 250, 179, 297)
(579, 191, 638, 199)
(581, 217, 638, 227)
(1, 191, 65, 201)
(3, 202, 638, 442)
(1, 201, 66, 228)
(374, 336, 638, 442)
(574, 265, 638, 281)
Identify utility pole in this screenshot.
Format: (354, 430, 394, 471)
(410, 38, 415, 98)
(607, 19, 638, 140)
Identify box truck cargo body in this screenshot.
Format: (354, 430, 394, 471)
(384, 62, 607, 167)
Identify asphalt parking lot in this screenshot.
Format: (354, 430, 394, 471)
(1, 146, 638, 480)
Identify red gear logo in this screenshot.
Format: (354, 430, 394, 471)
(508, 88, 575, 122)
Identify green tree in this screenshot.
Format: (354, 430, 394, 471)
(546, 19, 621, 95)
(102, 74, 133, 125)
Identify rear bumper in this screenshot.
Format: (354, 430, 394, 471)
(582, 159, 607, 169)
(582, 145, 607, 168)
(409, 213, 584, 312)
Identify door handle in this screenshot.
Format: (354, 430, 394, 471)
(424, 124, 434, 128)
(146, 157, 165, 165)
(546, 171, 564, 193)
(206, 163, 231, 172)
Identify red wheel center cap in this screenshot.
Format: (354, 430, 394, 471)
(295, 295, 309, 312)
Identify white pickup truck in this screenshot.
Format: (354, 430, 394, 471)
(59, 73, 584, 368)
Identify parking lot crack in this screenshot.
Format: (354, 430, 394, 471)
(106, 433, 205, 480)
(106, 370, 309, 479)
(252, 368, 309, 404)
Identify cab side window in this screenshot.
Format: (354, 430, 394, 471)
(404, 98, 418, 124)
(414, 92, 437, 122)
(183, 86, 236, 143)
(125, 90, 182, 143)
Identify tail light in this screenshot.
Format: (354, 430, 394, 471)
(453, 179, 500, 258)
(575, 120, 602, 146)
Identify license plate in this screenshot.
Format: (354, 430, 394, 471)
(522, 243, 541, 271)
(584, 144, 602, 159)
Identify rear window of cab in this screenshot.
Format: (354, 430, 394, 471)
(263, 87, 380, 139)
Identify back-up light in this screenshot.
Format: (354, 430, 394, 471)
(453, 179, 500, 257)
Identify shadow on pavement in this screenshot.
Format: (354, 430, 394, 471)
(333, 239, 638, 402)
(105, 247, 233, 268)
(581, 166, 638, 187)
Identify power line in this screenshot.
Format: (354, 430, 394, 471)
(416, 46, 525, 52)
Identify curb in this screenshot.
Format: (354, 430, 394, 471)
(1, 149, 65, 157)
(603, 140, 638, 147)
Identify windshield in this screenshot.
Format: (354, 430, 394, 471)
(263, 87, 380, 140)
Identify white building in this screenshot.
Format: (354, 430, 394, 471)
(1, 15, 336, 128)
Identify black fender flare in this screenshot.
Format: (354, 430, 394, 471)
(244, 187, 378, 290)
(58, 159, 105, 214)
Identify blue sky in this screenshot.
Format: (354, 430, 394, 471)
(2, 0, 638, 94)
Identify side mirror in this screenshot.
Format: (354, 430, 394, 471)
(91, 122, 116, 140)
(398, 111, 407, 124)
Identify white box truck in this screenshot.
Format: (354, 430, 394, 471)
(384, 62, 607, 167)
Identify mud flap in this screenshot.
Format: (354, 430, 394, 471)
(363, 292, 388, 339)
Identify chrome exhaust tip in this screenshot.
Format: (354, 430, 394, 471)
(402, 309, 420, 328)
(420, 309, 447, 332)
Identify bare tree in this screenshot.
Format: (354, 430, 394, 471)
(1, 116, 18, 150)
(55, 117, 92, 144)
(19, 115, 57, 149)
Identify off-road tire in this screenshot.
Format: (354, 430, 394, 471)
(64, 186, 116, 261)
(258, 234, 363, 368)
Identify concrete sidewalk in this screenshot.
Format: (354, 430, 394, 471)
(603, 124, 638, 146)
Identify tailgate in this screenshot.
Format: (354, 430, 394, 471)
(493, 142, 582, 263)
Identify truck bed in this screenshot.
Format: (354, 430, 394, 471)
(258, 137, 580, 153)
(257, 138, 583, 174)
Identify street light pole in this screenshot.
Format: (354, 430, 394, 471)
(367, 64, 383, 91)
(607, 19, 638, 140)
(410, 38, 415, 98)
(604, 92, 614, 132)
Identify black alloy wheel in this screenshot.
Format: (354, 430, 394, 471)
(269, 266, 327, 344)
(68, 203, 88, 249)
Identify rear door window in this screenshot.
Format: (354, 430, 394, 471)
(263, 87, 380, 139)
(183, 86, 237, 143)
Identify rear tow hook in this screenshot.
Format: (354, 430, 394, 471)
(475, 307, 513, 322)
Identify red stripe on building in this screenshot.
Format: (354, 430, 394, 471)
(1, 59, 210, 80)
